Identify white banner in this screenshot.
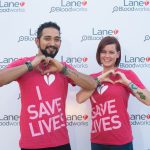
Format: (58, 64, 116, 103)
(0, 0, 150, 150)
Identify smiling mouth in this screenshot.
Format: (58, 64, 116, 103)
(103, 60, 111, 63)
(46, 48, 56, 54)
(40, 48, 58, 58)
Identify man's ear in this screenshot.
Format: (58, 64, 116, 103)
(35, 38, 39, 48)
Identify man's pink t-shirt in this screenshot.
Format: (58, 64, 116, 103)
(90, 68, 145, 145)
(7, 56, 75, 149)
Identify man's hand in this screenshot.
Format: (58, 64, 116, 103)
(43, 57, 64, 74)
(31, 55, 46, 68)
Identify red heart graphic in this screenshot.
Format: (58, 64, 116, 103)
(82, 1, 87, 6)
(82, 57, 88, 62)
(144, 1, 149, 6)
(147, 114, 150, 119)
(83, 114, 88, 120)
(20, 2, 25, 7)
(113, 29, 119, 35)
(146, 57, 150, 62)
(109, 72, 121, 82)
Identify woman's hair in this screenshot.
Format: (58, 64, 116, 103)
(96, 36, 121, 67)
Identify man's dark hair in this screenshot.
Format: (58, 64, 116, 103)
(37, 21, 61, 38)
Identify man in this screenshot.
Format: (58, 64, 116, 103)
(0, 21, 97, 150)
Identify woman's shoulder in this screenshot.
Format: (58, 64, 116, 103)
(117, 68, 136, 77)
(90, 71, 102, 78)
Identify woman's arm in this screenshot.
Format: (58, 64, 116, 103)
(115, 71, 150, 106)
(128, 82, 150, 106)
(76, 89, 95, 104)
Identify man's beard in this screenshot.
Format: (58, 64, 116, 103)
(40, 46, 59, 58)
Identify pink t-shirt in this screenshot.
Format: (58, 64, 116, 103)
(7, 56, 75, 149)
(90, 68, 145, 145)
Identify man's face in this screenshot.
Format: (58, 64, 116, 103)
(36, 27, 61, 58)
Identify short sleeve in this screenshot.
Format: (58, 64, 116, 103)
(126, 70, 145, 89)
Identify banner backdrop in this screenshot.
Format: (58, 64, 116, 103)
(0, 0, 150, 150)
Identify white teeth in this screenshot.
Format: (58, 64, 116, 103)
(47, 48, 54, 52)
(104, 60, 111, 62)
(48, 48, 56, 54)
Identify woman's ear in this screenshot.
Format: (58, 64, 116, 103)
(117, 51, 120, 58)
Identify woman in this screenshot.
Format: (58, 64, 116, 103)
(76, 36, 150, 150)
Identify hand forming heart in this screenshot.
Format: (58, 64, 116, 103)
(35, 57, 64, 75)
(97, 69, 131, 86)
(113, 71, 131, 86)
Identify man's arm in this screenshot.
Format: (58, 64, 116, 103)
(0, 64, 29, 86)
(0, 55, 45, 87)
(43, 57, 98, 90)
(61, 66, 97, 90)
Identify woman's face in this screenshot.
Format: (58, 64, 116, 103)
(100, 44, 120, 69)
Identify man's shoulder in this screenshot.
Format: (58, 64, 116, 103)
(17, 56, 35, 61)
(7, 56, 35, 68)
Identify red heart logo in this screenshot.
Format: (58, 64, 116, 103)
(147, 114, 150, 119)
(20, 2, 25, 7)
(83, 114, 88, 120)
(82, 57, 88, 62)
(82, 1, 87, 6)
(146, 57, 150, 62)
(144, 1, 149, 6)
(113, 29, 119, 35)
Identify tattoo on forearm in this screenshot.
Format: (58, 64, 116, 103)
(128, 82, 146, 100)
(128, 82, 138, 90)
(67, 68, 79, 78)
(61, 65, 79, 78)
(137, 91, 146, 100)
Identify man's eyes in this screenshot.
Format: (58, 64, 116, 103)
(44, 38, 60, 42)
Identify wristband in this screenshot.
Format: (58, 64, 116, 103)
(25, 61, 33, 71)
(95, 77, 101, 86)
(61, 65, 69, 75)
